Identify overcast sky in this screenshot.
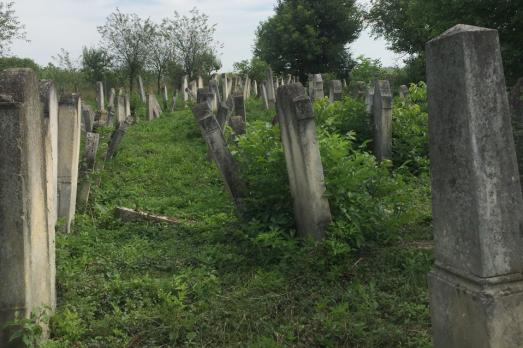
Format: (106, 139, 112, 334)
(10, 0, 403, 71)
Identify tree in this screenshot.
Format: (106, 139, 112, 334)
(0, 1, 27, 56)
(81, 47, 112, 84)
(367, 0, 523, 83)
(149, 23, 174, 93)
(98, 9, 155, 94)
(233, 57, 269, 82)
(163, 8, 222, 80)
(254, 0, 363, 80)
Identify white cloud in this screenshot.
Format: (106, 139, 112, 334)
(10, 0, 401, 71)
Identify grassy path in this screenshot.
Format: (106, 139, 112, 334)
(49, 104, 433, 347)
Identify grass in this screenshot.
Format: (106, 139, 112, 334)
(45, 98, 433, 347)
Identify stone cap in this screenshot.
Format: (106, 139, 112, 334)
(428, 24, 497, 44)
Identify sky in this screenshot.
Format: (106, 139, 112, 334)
(10, 0, 404, 71)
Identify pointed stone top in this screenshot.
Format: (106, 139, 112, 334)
(429, 24, 496, 44)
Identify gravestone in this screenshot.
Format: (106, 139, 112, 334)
(277, 83, 332, 240)
(307, 74, 314, 97)
(163, 85, 169, 107)
(189, 81, 198, 101)
(197, 88, 214, 108)
(105, 87, 115, 125)
(57, 93, 82, 233)
(372, 80, 392, 161)
(252, 80, 258, 97)
(261, 83, 269, 110)
(198, 75, 204, 89)
(82, 104, 95, 133)
(147, 94, 161, 120)
(77, 132, 100, 205)
(266, 68, 276, 108)
(233, 94, 246, 122)
(427, 24, 523, 348)
(229, 116, 246, 135)
(0, 68, 54, 346)
(216, 102, 230, 131)
(96, 81, 105, 111)
(222, 73, 229, 101)
(182, 75, 189, 103)
(349, 81, 367, 99)
(106, 116, 134, 159)
(399, 85, 409, 98)
(138, 75, 146, 102)
(329, 80, 343, 102)
(125, 94, 131, 118)
(192, 102, 246, 215)
(312, 74, 324, 101)
(209, 80, 220, 111)
(38, 79, 58, 313)
(509, 78, 523, 186)
(365, 85, 375, 114)
(116, 91, 126, 123)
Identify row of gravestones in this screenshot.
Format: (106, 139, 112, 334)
(0, 70, 163, 346)
(190, 25, 523, 348)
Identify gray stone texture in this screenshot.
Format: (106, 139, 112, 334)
(276, 83, 332, 240)
(0, 69, 54, 346)
(261, 83, 269, 110)
(329, 80, 343, 102)
(266, 68, 276, 108)
(229, 115, 246, 135)
(192, 103, 246, 215)
(372, 80, 392, 161)
(233, 94, 246, 122)
(138, 75, 146, 102)
(57, 93, 82, 234)
(77, 132, 100, 206)
(96, 81, 105, 111)
(312, 74, 324, 101)
(147, 94, 161, 120)
(427, 24, 523, 348)
(82, 104, 95, 133)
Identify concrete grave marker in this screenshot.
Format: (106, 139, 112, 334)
(372, 80, 392, 161)
(277, 83, 332, 240)
(426, 24, 523, 348)
(266, 68, 276, 108)
(138, 75, 146, 102)
(329, 80, 343, 102)
(96, 81, 105, 111)
(0, 68, 54, 346)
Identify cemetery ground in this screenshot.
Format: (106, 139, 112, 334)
(46, 94, 433, 347)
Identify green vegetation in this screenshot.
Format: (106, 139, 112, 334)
(34, 88, 434, 347)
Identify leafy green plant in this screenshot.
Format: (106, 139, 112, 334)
(4, 307, 51, 348)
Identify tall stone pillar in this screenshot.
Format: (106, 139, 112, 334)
(426, 24, 523, 348)
(222, 73, 229, 102)
(261, 83, 269, 110)
(96, 81, 105, 111)
(0, 69, 54, 346)
(57, 93, 82, 233)
(266, 68, 276, 108)
(312, 74, 324, 101)
(138, 75, 146, 102)
(277, 84, 332, 240)
(372, 80, 392, 161)
(116, 91, 126, 123)
(182, 75, 189, 103)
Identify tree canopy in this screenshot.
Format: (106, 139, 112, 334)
(254, 0, 363, 80)
(0, 1, 27, 56)
(367, 0, 523, 83)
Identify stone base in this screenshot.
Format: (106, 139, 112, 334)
(429, 267, 523, 348)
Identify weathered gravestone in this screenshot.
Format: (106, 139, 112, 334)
(233, 94, 246, 122)
(509, 77, 523, 185)
(365, 85, 374, 113)
(147, 94, 161, 120)
(0, 69, 54, 346)
(82, 104, 95, 133)
(96, 81, 105, 111)
(349, 81, 367, 99)
(372, 80, 393, 161)
(189, 81, 198, 101)
(125, 95, 131, 118)
(116, 90, 126, 123)
(426, 24, 523, 348)
(261, 83, 269, 110)
(266, 68, 276, 108)
(192, 103, 246, 215)
(57, 93, 82, 234)
(138, 75, 146, 103)
(105, 87, 116, 126)
(77, 132, 100, 206)
(277, 84, 332, 240)
(222, 73, 229, 102)
(197, 88, 214, 108)
(329, 80, 343, 102)
(229, 116, 246, 135)
(106, 116, 134, 159)
(252, 80, 258, 97)
(182, 75, 189, 103)
(38, 79, 58, 314)
(198, 75, 204, 89)
(216, 102, 231, 131)
(163, 85, 169, 107)
(399, 85, 409, 98)
(312, 74, 324, 101)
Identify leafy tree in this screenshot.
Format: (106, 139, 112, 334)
(81, 47, 112, 84)
(0, 56, 39, 72)
(254, 0, 363, 80)
(0, 1, 27, 56)
(367, 0, 523, 83)
(163, 8, 222, 80)
(233, 57, 269, 82)
(149, 23, 173, 93)
(98, 9, 155, 94)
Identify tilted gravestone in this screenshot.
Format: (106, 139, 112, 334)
(277, 83, 332, 240)
(261, 83, 269, 110)
(192, 102, 246, 215)
(216, 102, 231, 131)
(82, 104, 95, 133)
(426, 24, 523, 348)
(372, 80, 393, 161)
(77, 132, 100, 206)
(0, 69, 54, 346)
(106, 116, 134, 160)
(329, 80, 343, 102)
(57, 93, 82, 234)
